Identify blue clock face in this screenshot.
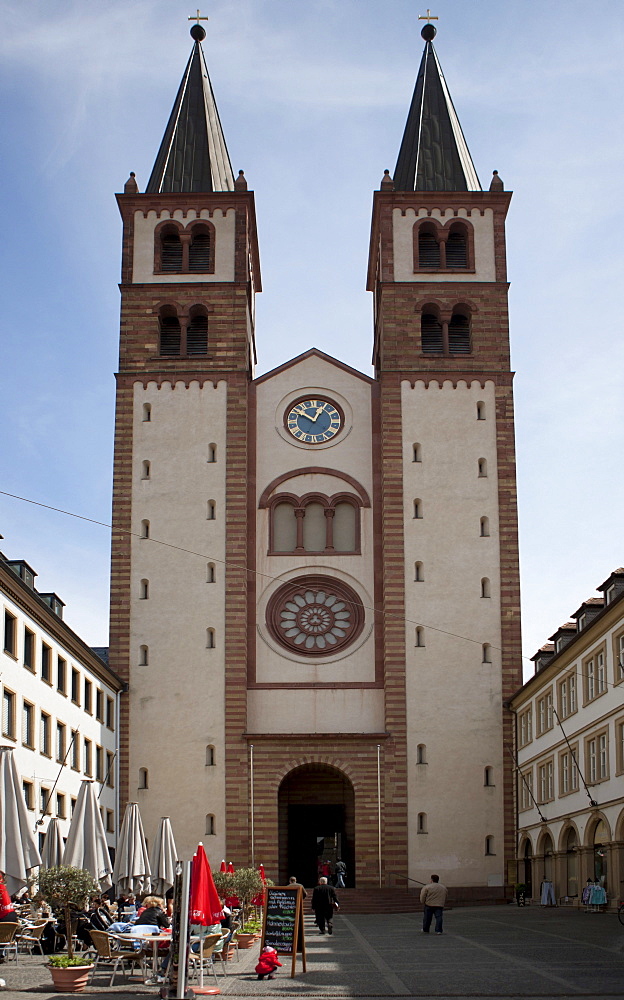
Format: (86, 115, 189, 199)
(286, 398, 343, 444)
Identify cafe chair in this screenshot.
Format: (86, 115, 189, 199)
(16, 920, 49, 955)
(0, 922, 20, 963)
(188, 932, 224, 986)
(88, 929, 147, 986)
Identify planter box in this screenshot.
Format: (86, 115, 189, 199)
(48, 965, 93, 993)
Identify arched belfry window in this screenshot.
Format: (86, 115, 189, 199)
(418, 228, 440, 268)
(160, 226, 183, 272)
(187, 312, 208, 356)
(448, 310, 471, 354)
(269, 493, 360, 554)
(189, 225, 213, 272)
(446, 225, 468, 268)
(159, 309, 181, 357)
(421, 312, 443, 355)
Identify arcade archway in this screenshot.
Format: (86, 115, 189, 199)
(278, 764, 355, 887)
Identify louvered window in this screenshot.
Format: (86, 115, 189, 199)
(448, 314, 471, 354)
(421, 314, 443, 354)
(446, 230, 468, 267)
(189, 231, 212, 272)
(187, 315, 208, 355)
(418, 231, 440, 267)
(160, 316, 181, 356)
(161, 232, 183, 272)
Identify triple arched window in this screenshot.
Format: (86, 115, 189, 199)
(414, 220, 472, 271)
(420, 305, 472, 356)
(158, 305, 209, 357)
(269, 494, 361, 554)
(156, 221, 215, 275)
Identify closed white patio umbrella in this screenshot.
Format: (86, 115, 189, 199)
(62, 780, 112, 889)
(150, 816, 178, 896)
(112, 802, 151, 895)
(40, 817, 64, 869)
(0, 747, 41, 894)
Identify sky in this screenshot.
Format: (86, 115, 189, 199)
(0, 0, 623, 679)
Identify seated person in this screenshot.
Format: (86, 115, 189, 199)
(132, 896, 170, 933)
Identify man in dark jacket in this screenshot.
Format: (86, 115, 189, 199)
(311, 877, 338, 935)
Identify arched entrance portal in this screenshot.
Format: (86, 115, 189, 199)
(278, 764, 355, 888)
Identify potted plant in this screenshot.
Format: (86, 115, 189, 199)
(38, 865, 99, 993)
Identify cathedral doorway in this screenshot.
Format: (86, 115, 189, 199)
(278, 764, 355, 888)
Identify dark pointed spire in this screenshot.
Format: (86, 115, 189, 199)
(394, 24, 480, 192)
(146, 24, 234, 193)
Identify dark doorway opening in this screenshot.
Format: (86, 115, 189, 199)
(278, 764, 355, 888)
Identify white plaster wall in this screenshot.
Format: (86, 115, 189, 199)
(252, 356, 381, 733)
(402, 379, 504, 885)
(0, 590, 118, 849)
(132, 209, 236, 284)
(393, 207, 496, 282)
(129, 380, 228, 860)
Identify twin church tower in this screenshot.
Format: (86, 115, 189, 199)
(110, 20, 522, 893)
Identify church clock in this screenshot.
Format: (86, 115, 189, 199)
(285, 397, 343, 444)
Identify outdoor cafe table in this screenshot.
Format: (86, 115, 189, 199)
(114, 931, 171, 980)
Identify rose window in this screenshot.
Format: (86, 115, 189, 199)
(266, 576, 365, 656)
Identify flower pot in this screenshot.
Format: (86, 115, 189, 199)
(48, 965, 93, 993)
(236, 933, 257, 949)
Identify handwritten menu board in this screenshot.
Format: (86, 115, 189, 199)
(261, 886, 306, 977)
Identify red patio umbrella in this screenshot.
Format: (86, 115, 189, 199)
(227, 861, 234, 874)
(190, 844, 223, 926)
(258, 863, 266, 883)
(220, 859, 227, 873)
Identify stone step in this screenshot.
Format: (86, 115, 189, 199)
(311, 886, 508, 914)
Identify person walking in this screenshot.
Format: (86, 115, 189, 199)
(311, 877, 338, 935)
(334, 859, 347, 888)
(288, 876, 307, 899)
(420, 874, 448, 934)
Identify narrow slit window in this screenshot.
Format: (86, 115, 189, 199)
(141, 520, 150, 538)
(207, 500, 216, 520)
(482, 643, 492, 663)
(207, 563, 216, 583)
(485, 835, 495, 855)
(415, 562, 424, 582)
(417, 812, 428, 833)
(142, 403, 151, 422)
(413, 443, 422, 462)
(140, 579, 149, 600)
(484, 767, 494, 786)
(139, 645, 149, 666)
(141, 461, 151, 480)
(480, 516, 489, 537)
(206, 745, 215, 766)
(207, 443, 217, 463)
(417, 744, 427, 764)
(206, 628, 216, 649)
(414, 499, 423, 519)
(206, 814, 215, 835)
(476, 401, 485, 420)
(415, 627, 425, 647)
(481, 578, 491, 598)
(138, 767, 149, 789)
(478, 458, 487, 478)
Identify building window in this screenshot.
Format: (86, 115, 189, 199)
(586, 732, 609, 783)
(584, 649, 606, 703)
(141, 460, 151, 480)
(418, 227, 440, 268)
(448, 311, 471, 354)
(57, 656, 66, 694)
(519, 769, 533, 810)
(269, 495, 360, 554)
(3, 610, 16, 656)
(41, 642, 51, 683)
(187, 313, 208, 355)
(142, 403, 151, 422)
(485, 835, 495, 855)
(70, 797, 77, 816)
(560, 746, 579, 795)
(207, 563, 216, 583)
(558, 672, 577, 719)
(141, 519, 150, 538)
(616, 719, 624, 775)
(536, 691, 553, 736)
(613, 632, 624, 684)
(480, 516, 490, 537)
(417, 812, 427, 834)
(56, 722, 66, 763)
(421, 312, 443, 354)
(414, 499, 423, 519)
(207, 501, 216, 520)
(22, 701, 34, 748)
(95, 746, 104, 782)
(138, 767, 149, 789)
(106, 752, 115, 787)
(56, 793, 66, 819)
(40, 713, 51, 756)
(159, 226, 183, 272)
(478, 458, 487, 477)
(477, 401, 486, 420)
(484, 766, 494, 786)
(412, 443, 422, 462)
(159, 313, 182, 355)
(415, 626, 425, 647)
(481, 578, 491, 598)
(446, 225, 469, 267)
(482, 643, 492, 663)
(83, 738, 92, 776)
(106, 697, 114, 730)
(140, 579, 149, 599)
(538, 759, 554, 803)
(96, 689, 104, 722)
(71, 730, 80, 770)
(188, 224, 214, 272)
(23, 627, 35, 671)
(84, 678, 92, 713)
(416, 744, 427, 764)
(208, 443, 217, 463)
(206, 628, 216, 649)
(519, 708, 532, 748)
(2, 689, 15, 739)
(40, 787, 52, 815)
(23, 780, 34, 810)
(206, 745, 216, 766)
(206, 814, 216, 836)
(139, 645, 149, 666)
(414, 562, 424, 582)
(71, 668, 80, 705)
(106, 810, 115, 833)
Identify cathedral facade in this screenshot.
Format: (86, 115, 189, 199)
(110, 23, 522, 892)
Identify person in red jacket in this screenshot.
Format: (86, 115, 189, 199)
(255, 946, 282, 980)
(0, 873, 16, 922)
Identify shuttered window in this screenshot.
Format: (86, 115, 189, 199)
(446, 230, 468, 267)
(421, 314, 443, 354)
(418, 231, 440, 267)
(160, 316, 181, 356)
(448, 314, 471, 354)
(189, 231, 212, 272)
(161, 232, 183, 272)
(187, 315, 208, 355)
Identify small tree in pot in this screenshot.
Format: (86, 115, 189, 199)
(38, 866, 99, 992)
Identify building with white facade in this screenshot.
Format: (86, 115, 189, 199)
(1, 547, 123, 856)
(510, 568, 624, 907)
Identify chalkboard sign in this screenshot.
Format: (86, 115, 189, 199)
(261, 886, 306, 977)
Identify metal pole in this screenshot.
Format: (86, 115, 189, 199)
(250, 744, 255, 867)
(377, 744, 382, 888)
(176, 859, 191, 1000)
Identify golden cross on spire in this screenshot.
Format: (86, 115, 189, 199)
(418, 9, 438, 22)
(188, 9, 209, 24)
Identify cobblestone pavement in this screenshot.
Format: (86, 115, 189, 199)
(0, 907, 623, 999)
